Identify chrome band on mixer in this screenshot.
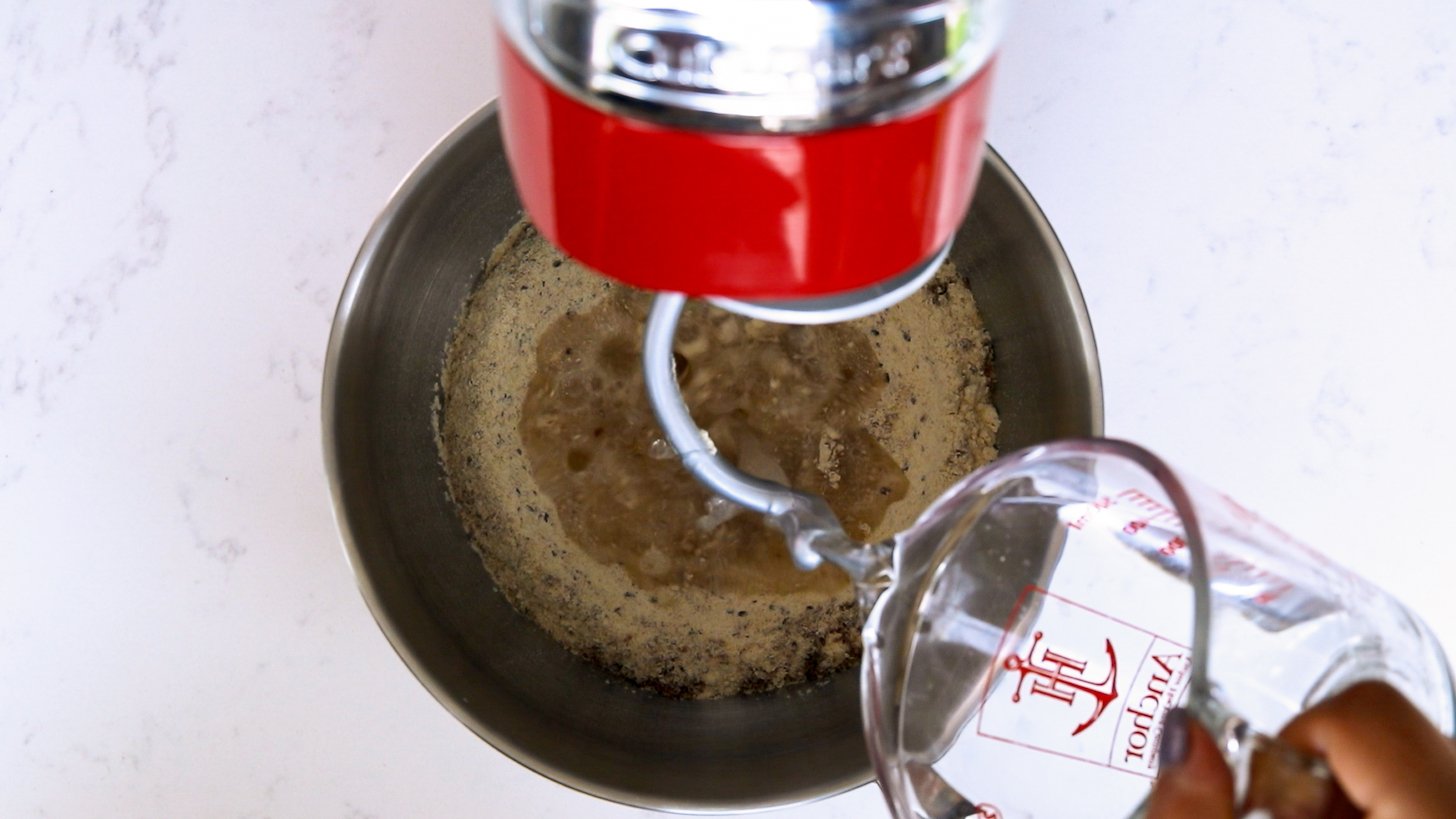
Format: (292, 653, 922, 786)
(497, 0, 1009, 132)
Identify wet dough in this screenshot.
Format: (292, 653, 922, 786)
(438, 222, 999, 698)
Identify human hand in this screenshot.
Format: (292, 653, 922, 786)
(1146, 681, 1456, 818)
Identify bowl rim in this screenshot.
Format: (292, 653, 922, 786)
(321, 98, 1104, 813)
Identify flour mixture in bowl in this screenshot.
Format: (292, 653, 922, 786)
(438, 222, 999, 699)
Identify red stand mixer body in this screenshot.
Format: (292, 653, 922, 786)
(496, 0, 1008, 315)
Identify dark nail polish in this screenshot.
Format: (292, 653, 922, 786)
(1159, 707, 1191, 770)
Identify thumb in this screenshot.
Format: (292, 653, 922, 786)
(1145, 707, 1235, 819)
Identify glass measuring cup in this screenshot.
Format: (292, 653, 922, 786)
(861, 439, 1454, 818)
(642, 294, 1456, 817)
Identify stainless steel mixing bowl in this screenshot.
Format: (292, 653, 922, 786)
(323, 101, 1103, 812)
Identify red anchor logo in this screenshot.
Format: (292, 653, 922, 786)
(1004, 630, 1119, 736)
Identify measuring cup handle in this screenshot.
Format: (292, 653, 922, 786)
(1210, 712, 1336, 819)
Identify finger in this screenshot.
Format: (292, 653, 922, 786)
(1278, 680, 1456, 818)
(1145, 707, 1235, 819)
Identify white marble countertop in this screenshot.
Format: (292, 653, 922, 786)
(4, 1, 1454, 816)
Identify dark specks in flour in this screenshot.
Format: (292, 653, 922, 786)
(437, 221, 999, 699)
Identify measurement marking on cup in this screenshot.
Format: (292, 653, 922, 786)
(1210, 553, 1294, 605)
(1059, 486, 1341, 629)
(1064, 487, 1186, 556)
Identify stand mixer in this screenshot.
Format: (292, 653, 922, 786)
(325, 22, 1107, 803)
(496, 0, 1008, 320)
(496, 0, 1011, 560)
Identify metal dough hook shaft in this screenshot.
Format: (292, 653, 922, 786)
(643, 294, 798, 519)
(642, 293, 884, 579)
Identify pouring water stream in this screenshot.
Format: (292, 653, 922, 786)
(646, 293, 1382, 819)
